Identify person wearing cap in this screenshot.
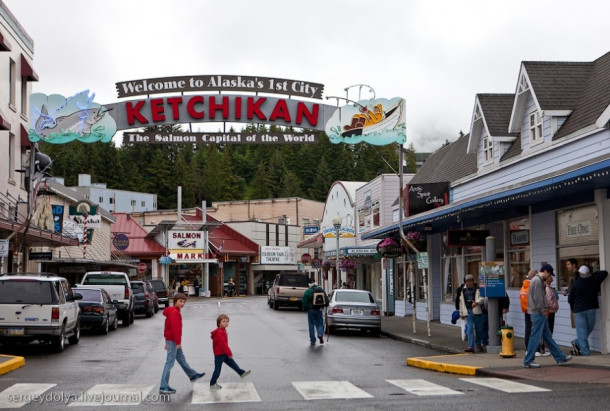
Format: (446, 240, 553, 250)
(302, 279, 329, 346)
(523, 264, 572, 368)
(458, 274, 485, 353)
(568, 265, 608, 356)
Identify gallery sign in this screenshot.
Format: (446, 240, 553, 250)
(29, 75, 405, 147)
(405, 182, 450, 217)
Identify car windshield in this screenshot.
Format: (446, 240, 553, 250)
(82, 275, 127, 286)
(335, 292, 375, 304)
(149, 280, 165, 291)
(278, 275, 310, 287)
(75, 289, 102, 302)
(0, 280, 57, 304)
(131, 283, 145, 293)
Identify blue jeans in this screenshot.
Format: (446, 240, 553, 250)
(573, 309, 596, 356)
(210, 354, 245, 386)
(160, 341, 198, 388)
(524, 314, 566, 365)
(466, 309, 484, 349)
(308, 309, 324, 344)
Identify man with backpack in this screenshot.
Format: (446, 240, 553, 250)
(303, 280, 329, 346)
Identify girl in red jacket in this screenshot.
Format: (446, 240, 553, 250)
(209, 314, 250, 389)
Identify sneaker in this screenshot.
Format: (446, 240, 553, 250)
(159, 386, 176, 394)
(310, 342, 315, 346)
(523, 362, 541, 368)
(558, 355, 572, 365)
(241, 370, 251, 379)
(535, 351, 541, 357)
(210, 384, 222, 390)
(541, 350, 551, 357)
(319, 336, 324, 344)
(571, 341, 581, 355)
(190, 372, 205, 382)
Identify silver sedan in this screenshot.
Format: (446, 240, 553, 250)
(325, 289, 381, 336)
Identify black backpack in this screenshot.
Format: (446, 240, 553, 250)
(312, 287, 326, 307)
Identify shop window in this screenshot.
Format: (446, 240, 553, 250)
(441, 238, 460, 303)
(557, 205, 600, 293)
(507, 218, 531, 288)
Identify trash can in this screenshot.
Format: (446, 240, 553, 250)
(499, 325, 516, 358)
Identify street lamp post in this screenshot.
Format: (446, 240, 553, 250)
(332, 215, 342, 289)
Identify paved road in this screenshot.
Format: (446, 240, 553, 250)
(1, 296, 609, 410)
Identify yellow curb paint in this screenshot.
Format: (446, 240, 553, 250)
(0, 355, 25, 376)
(406, 357, 480, 376)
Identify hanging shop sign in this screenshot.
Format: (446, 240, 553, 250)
(404, 182, 450, 217)
(113, 233, 130, 251)
(168, 230, 204, 249)
(70, 214, 101, 228)
(447, 230, 489, 247)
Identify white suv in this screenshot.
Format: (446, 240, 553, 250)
(0, 273, 82, 353)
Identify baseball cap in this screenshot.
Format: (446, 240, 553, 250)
(540, 264, 555, 276)
(578, 265, 591, 277)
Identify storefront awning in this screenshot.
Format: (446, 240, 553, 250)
(21, 54, 38, 82)
(364, 158, 610, 239)
(0, 31, 11, 51)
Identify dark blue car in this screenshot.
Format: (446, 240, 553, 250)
(74, 287, 119, 334)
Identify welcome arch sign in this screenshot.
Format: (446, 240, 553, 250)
(29, 75, 405, 147)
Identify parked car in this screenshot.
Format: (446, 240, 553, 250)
(131, 281, 155, 318)
(145, 281, 159, 313)
(80, 271, 134, 327)
(325, 289, 381, 336)
(74, 287, 118, 334)
(0, 273, 82, 352)
(267, 273, 310, 310)
(148, 279, 170, 307)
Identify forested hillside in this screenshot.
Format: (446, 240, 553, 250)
(40, 125, 416, 209)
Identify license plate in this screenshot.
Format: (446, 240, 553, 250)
(351, 309, 363, 315)
(8, 328, 24, 336)
(290, 297, 297, 301)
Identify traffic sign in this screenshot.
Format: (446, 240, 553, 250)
(137, 263, 147, 273)
(0, 239, 8, 257)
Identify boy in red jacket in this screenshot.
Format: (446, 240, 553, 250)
(159, 293, 205, 395)
(209, 314, 250, 390)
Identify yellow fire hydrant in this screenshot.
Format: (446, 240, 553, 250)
(499, 325, 516, 358)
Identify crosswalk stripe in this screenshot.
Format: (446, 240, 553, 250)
(0, 383, 56, 409)
(292, 381, 374, 400)
(68, 384, 156, 406)
(387, 379, 463, 396)
(191, 382, 261, 404)
(460, 377, 551, 393)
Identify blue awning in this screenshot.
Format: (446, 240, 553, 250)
(363, 158, 610, 239)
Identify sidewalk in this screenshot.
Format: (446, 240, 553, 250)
(381, 315, 610, 384)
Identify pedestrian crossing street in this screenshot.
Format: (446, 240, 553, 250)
(0, 378, 551, 407)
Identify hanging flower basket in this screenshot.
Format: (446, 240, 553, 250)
(376, 237, 401, 258)
(405, 231, 425, 251)
(159, 255, 174, 265)
(322, 261, 332, 269)
(313, 258, 322, 268)
(341, 259, 356, 270)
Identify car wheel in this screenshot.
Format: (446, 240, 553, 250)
(372, 327, 381, 337)
(110, 314, 118, 331)
(129, 310, 135, 324)
(145, 306, 153, 318)
(100, 317, 109, 335)
(52, 325, 65, 353)
(122, 312, 131, 327)
(68, 322, 80, 345)
(273, 300, 279, 310)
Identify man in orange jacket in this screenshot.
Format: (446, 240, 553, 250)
(520, 270, 537, 351)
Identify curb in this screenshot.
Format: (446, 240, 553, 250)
(0, 355, 25, 376)
(406, 355, 481, 376)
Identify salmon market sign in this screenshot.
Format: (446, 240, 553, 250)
(28, 75, 405, 147)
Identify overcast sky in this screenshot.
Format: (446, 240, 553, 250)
(5, 0, 610, 152)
